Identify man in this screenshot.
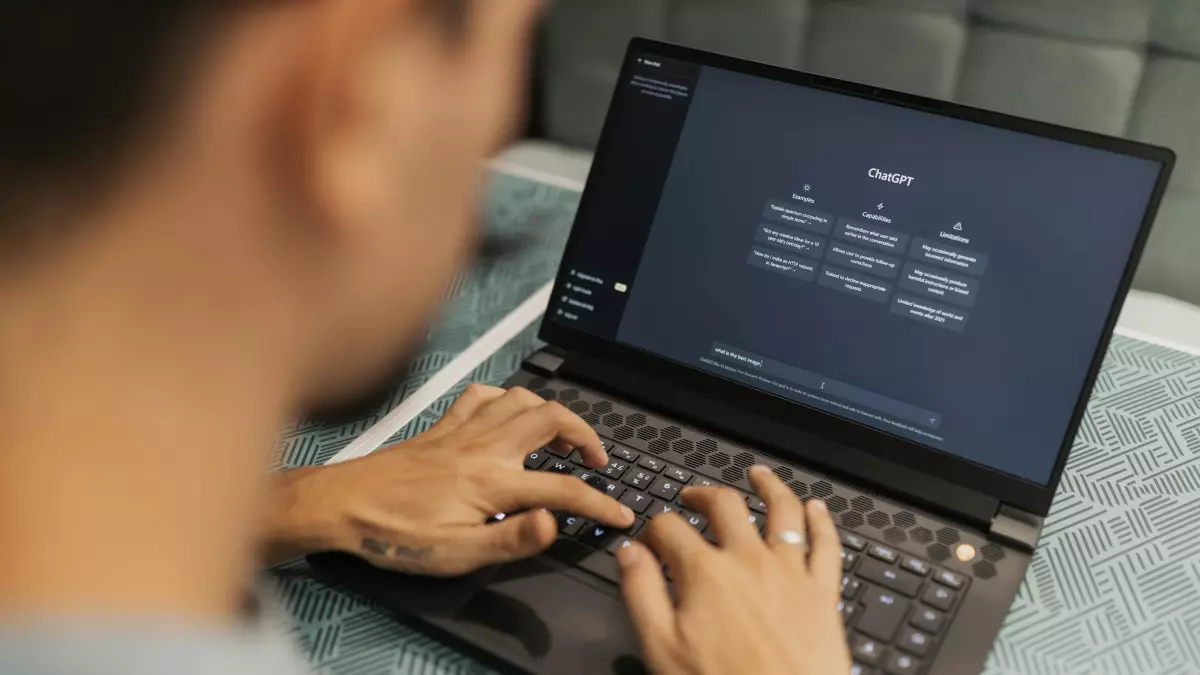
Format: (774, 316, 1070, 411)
(0, 2, 849, 674)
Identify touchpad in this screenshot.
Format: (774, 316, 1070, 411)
(432, 558, 646, 675)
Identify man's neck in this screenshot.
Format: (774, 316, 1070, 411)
(0, 191, 307, 621)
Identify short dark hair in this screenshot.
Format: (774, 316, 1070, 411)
(0, 4, 228, 223)
(0, 1, 468, 229)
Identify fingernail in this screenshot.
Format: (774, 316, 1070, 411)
(750, 465, 770, 477)
(812, 499, 827, 512)
(620, 506, 635, 522)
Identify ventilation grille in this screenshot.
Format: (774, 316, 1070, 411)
(515, 374, 1003, 581)
(974, 561, 997, 579)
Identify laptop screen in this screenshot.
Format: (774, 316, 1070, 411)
(548, 48, 1165, 486)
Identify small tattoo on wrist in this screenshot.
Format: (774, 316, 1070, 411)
(360, 537, 433, 561)
(361, 537, 390, 556)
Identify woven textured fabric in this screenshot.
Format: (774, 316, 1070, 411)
(271, 172, 1200, 675)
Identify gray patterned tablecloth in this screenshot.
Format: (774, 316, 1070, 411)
(270, 171, 1200, 675)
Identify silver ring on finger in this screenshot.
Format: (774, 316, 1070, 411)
(775, 529, 809, 551)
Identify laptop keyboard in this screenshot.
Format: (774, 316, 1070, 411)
(521, 438, 969, 675)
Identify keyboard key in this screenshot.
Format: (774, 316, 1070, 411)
(619, 491, 654, 514)
(602, 459, 631, 479)
(680, 511, 708, 533)
(837, 600, 859, 625)
(665, 466, 693, 483)
(841, 532, 868, 551)
(611, 445, 639, 463)
(555, 513, 585, 537)
(577, 551, 621, 584)
(695, 477, 720, 488)
(624, 519, 645, 537)
(569, 450, 589, 466)
(841, 576, 863, 600)
(622, 469, 657, 490)
(577, 523, 618, 549)
(638, 456, 666, 473)
(858, 589, 910, 642)
(602, 480, 626, 500)
(545, 459, 574, 474)
(546, 444, 572, 458)
(607, 535, 635, 556)
(933, 568, 966, 589)
(867, 544, 898, 564)
(578, 471, 603, 489)
(910, 607, 945, 634)
(897, 628, 932, 657)
(884, 652, 921, 675)
(650, 478, 682, 500)
(842, 551, 860, 571)
(524, 450, 549, 470)
(850, 664, 872, 675)
(900, 556, 932, 577)
(649, 501, 679, 517)
(858, 558, 924, 597)
(851, 635, 885, 666)
(921, 584, 957, 611)
(746, 495, 768, 513)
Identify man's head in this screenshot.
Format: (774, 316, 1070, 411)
(0, 0, 541, 408)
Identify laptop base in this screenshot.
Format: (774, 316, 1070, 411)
(309, 364, 1028, 675)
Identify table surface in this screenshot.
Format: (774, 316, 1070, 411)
(269, 171, 1200, 675)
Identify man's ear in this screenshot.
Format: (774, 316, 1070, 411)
(274, 0, 426, 242)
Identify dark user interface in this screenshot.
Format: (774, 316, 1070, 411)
(551, 52, 1162, 485)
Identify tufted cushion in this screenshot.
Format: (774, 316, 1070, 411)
(805, 1, 967, 99)
(973, 0, 1153, 44)
(826, 0, 968, 14)
(1151, 0, 1200, 58)
(956, 28, 1143, 136)
(1136, 190, 1200, 306)
(1130, 57, 1200, 193)
(667, 0, 810, 68)
(543, 0, 668, 148)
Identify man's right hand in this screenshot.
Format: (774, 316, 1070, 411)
(265, 384, 633, 576)
(618, 466, 851, 675)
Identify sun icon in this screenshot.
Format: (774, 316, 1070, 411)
(803, 184, 812, 192)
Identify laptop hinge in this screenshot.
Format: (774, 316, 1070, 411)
(989, 504, 1042, 554)
(523, 348, 567, 378)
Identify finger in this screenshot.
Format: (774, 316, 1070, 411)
(457, 386, 548, 436)
(491, 471, 635, 528)
(617, 541, 677, 670)
(426, 384, 507, 437)
(750, 466, 809, 570)
(679, 486, 759, 550)
(640, 513, 711, 584)
(495, 401, 607, 468)
(433, 509, 559, 575)
(806, 499, 842, 595)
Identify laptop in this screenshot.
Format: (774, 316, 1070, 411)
(310, 39, 1175, 675)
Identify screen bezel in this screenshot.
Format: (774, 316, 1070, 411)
(538, 38, 1176, 517)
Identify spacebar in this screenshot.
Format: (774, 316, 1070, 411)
(545, 539, 621, 584)
(545, 538, 592, 566)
